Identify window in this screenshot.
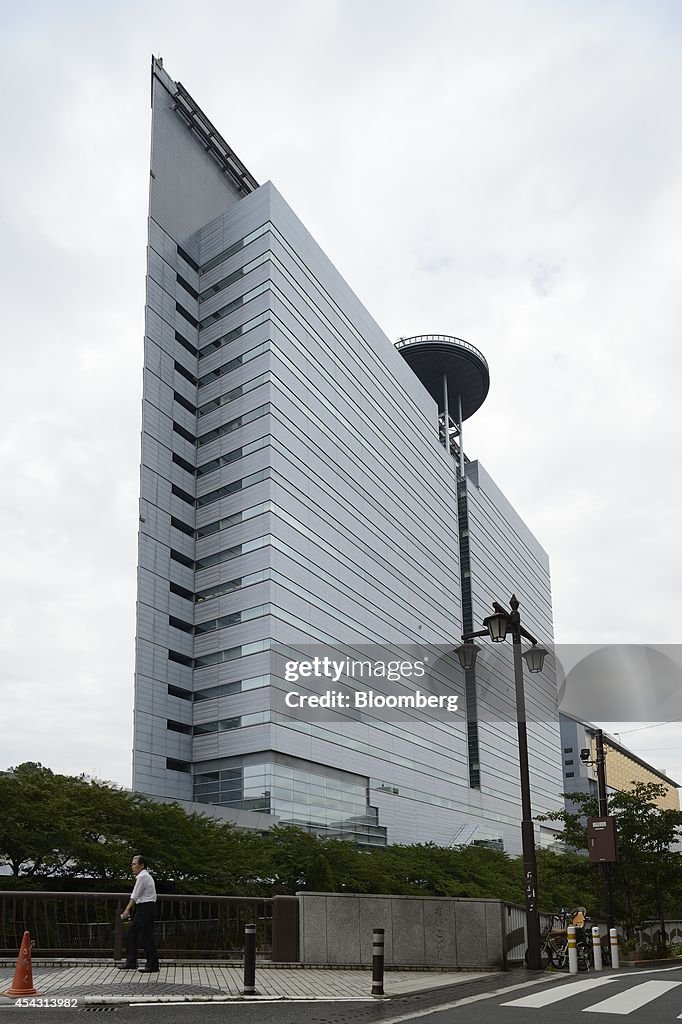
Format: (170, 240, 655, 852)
(197, 402, 269, 447)
(177, 274, 199, 300)
(168, 684, 192, 701)
(173, 421, 196, 445)
(170, 548, 194, 569)
(174, 390, 197, 415)
(194, 675, 267, 702)
(167, 719, 192, 734)
(167, 758, 191, 773)
(169, 615, 193, 634)
(168, 649, 192, 667)
(170, 581, 194, 601)
(196, 468, 268, 510)
(174, 360, 198, 386)
(175, 330, 198, 358)
(199, 222, 269, 275)
(172, 452, 196, 476)
(177, 244, 199, 273)
(565, 772, 575, 778)
(564, 759, 574, 766)
(198, 310, 269, 358)
(171, 484, 195, 506)
(170, 516, 194, 538)
(196, 447, 242, 478)
(563, 747, 573, 753)
(176, 301, 198, 329)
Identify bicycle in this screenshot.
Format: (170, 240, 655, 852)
(526, 911, 593, 971)
(526, 914, 571, 969)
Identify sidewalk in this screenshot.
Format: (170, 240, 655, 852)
(0, 961, 497, 1005)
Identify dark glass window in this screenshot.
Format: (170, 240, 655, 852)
(169, 615, 193, 634)
(175, 330, 198, 358)
(171, 484, 195, 506)
(174, 390, 197, 415)
(174, 360, 198, 386)
(168, 684, 192, 701)
(173, 422, 196, 445)
(170, 548, 194, 569)
(177, 274, 199, 301)
(170, 516, 194, 537)
(172, 452, 196, 476)
(177, 245, 200, 273)
(168, 649, 192, 667)
(167, 758, 191, 773)
(170, 581, 194, 601)
(176, 301, 198, 329)
(167, 719, 192, 735)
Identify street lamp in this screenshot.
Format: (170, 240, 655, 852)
(455, 594, 548, 971)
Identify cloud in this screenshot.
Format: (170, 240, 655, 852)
(1, 0, 680, 791)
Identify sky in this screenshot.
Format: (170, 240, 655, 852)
(1, 0, 681, 792)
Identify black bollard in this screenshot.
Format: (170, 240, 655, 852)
(243, 923, 257, 995)
(372, 928, 385, 997)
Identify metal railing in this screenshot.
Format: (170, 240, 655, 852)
(0, 892, 274, 959)
(395, 334, 489, 368)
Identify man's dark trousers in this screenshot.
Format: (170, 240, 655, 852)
(126, 902, 159, 968)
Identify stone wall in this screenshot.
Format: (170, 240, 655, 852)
(298, 893, 506, 968)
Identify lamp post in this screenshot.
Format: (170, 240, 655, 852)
(580, 729, 615, 930)
(455, 594, 548, 971)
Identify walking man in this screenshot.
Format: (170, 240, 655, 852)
(118, 855, 160, 973)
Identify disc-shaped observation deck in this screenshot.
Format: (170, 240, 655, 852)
(395, 334, 489, 421)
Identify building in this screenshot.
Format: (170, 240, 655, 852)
(560, 714, 680, 812)
(133, 57, 564, 853)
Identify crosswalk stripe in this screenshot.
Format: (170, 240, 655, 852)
(502, 977, 617, 1007)
(586, 980, 682, 1015)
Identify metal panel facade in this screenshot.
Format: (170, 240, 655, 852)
(133, 59, 563, 850)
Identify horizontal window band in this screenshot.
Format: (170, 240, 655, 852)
(170, 516, 194, 537)
(197, 402, 269, 448)
(177, 245, 200, 274)
(176, 301, 198, 329)
(173, 421, 197, 445)
(175, 330, 198, 358)
(171, 484, 195, 506)
(172, 452, 196, 476)
(177, 274, 199, 301)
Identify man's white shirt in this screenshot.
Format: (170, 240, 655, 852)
(130, 869, 157, 904)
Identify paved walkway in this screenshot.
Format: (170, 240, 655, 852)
(0, 962, 496, 1004)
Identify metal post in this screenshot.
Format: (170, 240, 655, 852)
(595, 729, 615, 930)
(568, 925, 578, 975)
(371, 928, 385, 997)
(510, 607, 541, 971)
(243, 923, 256, 995)
(610, 927, 620, 969)
(114, 904, 123, 963)
(457, 393, 465, 477)
(592, 926, 602, 971)
(442, 373, 450, 452)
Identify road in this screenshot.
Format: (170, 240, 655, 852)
(2, 966, 682, 1023)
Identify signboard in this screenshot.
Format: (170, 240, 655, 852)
(587, 816, 618, 863)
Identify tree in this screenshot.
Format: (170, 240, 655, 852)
(538, 782, 682, 942)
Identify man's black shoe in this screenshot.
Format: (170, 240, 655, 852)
(117, 964, 138, 970)
(138, 966, 159, 973)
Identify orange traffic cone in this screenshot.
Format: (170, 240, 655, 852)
(3, 931, 38, 997)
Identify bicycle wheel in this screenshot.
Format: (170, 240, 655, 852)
(577, 941, 592, 971)
(549, 942, 569, 970)
(601, 942, 612, 967)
